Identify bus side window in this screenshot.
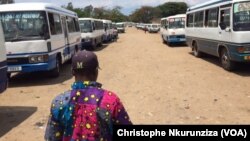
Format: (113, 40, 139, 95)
(220, 9, 230, 30)
(92, 22, 95, 30)
(48, 13, 56, 35)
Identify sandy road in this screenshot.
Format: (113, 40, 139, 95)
(0, 27, 250, 141)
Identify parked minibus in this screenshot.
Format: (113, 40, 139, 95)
(102, 19, 113, 42)
(79, 18, 104, 50)
(0, 3, 81, 77)
(160, 14, 186, 45)
(186, 0, 250, 70)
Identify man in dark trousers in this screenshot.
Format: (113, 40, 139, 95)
(45, 50, 132, 141)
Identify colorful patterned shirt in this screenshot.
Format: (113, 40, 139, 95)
(45, 81, 132, 141)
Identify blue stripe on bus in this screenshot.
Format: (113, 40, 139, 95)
(0, 60, 7, 93)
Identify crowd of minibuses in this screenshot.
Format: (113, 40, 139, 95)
(0, 3, 125, 93)
(160, 0, 250, 71)
(136, 23, 161, 33)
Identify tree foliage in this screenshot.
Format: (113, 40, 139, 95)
(62, 2, 128, 22)
(130, 2, 188, 23)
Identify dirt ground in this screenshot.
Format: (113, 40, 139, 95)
(0, 28, 250, 141)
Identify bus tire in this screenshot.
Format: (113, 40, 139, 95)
(50, 56, 60, 78)
(193, 42, 203, 58)
(220, 48, 236, 71)
(99, 40, 103, 47)
(162, 36, 166, 44)
(167, 41, 172, 47)
(90, 41, 97, 51)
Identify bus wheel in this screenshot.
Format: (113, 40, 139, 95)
(162, 36, 166, 44)
(167, 41, 172, 47)
(50, 56, 60, 77)
(99, 40, 103, 47)
(220, 48, 236, 71)
(91, 41, 97, 50)
(193, 42, 202, 58)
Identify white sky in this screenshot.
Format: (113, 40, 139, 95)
(15, 0, 206, 15)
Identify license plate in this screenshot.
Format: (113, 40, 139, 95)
(180, 38, 186, 41)
(8, 66, 22, 72)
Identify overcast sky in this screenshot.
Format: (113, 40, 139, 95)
(15, 0, 206, 15)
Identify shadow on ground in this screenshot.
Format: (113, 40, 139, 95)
(188, 52, 250, 77)
(9, 62, 73, 88)
(95, 44, 109, 52)
(0, 106, 37, 137)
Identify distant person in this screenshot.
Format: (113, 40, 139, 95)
(45, 50, 132, 141)
(144, 26, 147, 33)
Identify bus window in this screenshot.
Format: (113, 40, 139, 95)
(79, 20, 92, 33)
(0, 11, 47, 41)
(187, 14, 194, 27)
(220, 9, 231, 28)
(205, 8, 218, 27)
(233, 2, 250, 31)
(67, 17, 76, 33)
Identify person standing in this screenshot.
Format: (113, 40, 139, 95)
(45, 50, 132, 141)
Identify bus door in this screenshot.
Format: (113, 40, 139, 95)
(61, 16, 70, 59)
(219, 7, 232, 42)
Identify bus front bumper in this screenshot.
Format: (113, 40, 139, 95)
(7, 61, 56, 73)
(230, 52, 250, 62)
(168, 35, 186, 43)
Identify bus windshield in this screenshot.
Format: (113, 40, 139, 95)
(79, 20, 92, 33)
(168, 18, 185, 29)
(0, 11, 48, 41)
(116, 24, 124, 28)
(152, 25, 158, 28)
(233, 2, 250, 31)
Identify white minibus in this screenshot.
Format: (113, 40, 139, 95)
(0, 3, 81, 77)
(79, 18, 104, 50)
(102, 19, 113, 42)
(116, 22, 125, 33)
(186, 0, 250, 70)
(160, 14, 186, 45)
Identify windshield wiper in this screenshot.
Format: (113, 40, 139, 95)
(9, 36, 28, 42)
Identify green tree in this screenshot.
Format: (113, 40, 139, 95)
(130, 6, 155, 23)
(84, 5, 94, 17)
(62, 3, 128, 22)
(109, 6, 128, 22)
(157, 2, 188, 17)
(130, 2, 187, 23)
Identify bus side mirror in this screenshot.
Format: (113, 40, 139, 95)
(219, 22, 226, 30)
(165, 25, 168, 29)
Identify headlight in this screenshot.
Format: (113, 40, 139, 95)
(29, 55, 49, 63)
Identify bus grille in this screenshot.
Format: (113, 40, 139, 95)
(7, 58, 29, 65)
